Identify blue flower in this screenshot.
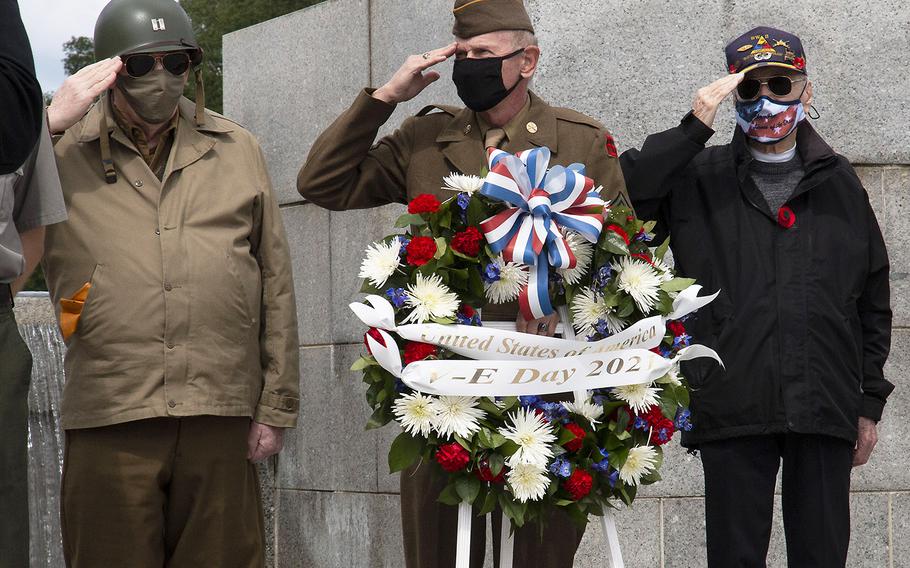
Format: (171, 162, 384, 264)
(607, 469, 620, 488)
(482, 262, 501, 284)
(538, 401, 569, 424)
(673, 333, 692, 348)
(394, 378, 409, 394)
(594, 318, 611, 336)
(591, 390, 611, 406)
(675, 408, 694, 432)
(385, 287, 408, 308)
(397, 236, 410, 256)
(519, 395, 541, 408)
(632, 230, 654, 243)
(633, 416, 649, 430)
(549, 456, 573, 478)
(456, 192, 471, 210)
(593, 265, 612, 289)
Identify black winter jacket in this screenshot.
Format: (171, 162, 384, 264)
(0, 0, 43, 174)
(621, 113, 893, 446)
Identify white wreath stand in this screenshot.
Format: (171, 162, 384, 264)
(455, 307, 625, 568)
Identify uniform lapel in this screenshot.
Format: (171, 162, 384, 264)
(162, 98, 233, 184)
(437, 107, 484, 175)
(503, 91, 558, 154)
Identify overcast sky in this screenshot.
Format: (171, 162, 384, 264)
(19, 0, 112, 93)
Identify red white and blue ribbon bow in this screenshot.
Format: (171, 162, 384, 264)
(479, 147, 605, 320)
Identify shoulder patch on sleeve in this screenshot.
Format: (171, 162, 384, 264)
(416, 103, 460, 117)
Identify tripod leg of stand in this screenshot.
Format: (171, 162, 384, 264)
(601, 510, 625, 568)
(499, 511, 515, 568)
(455, 501, 473, 568)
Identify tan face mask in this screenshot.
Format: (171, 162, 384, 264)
(115, 69, 186, 124)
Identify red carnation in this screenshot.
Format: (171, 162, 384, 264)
(436, 442, 470, 473)
(476, 456, 506, 483)
(650, 417, 676, 446)
(406, 236, 437, 266)
(451, 226, 484, 257)
(643, 405, 664, 425)
(564, 469, 593, 500)
(777, 206, 796, 229)
(668, 321, 686, 337)
(606, 224, 630, 244)
(363, 327, 386, 355)
(460, 304, 476, 318)
(404, 341, 438, 365)
(793, 57, 805, 70)
(563, 422, 586, 452)
(408, 193, 441, 214)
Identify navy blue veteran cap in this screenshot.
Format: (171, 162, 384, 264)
(725, 26, 807, 75)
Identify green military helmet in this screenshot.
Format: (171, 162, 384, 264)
(94, 0, 202, 64)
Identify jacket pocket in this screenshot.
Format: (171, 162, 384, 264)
(59, 265, 101, 343)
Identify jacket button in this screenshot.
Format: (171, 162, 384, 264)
(134, 180, 143, 188)
(155, 229, 160, 236)
(164, 283, 173, 291)
(168, 399, 176, 408)
(166, 342, 175, 350)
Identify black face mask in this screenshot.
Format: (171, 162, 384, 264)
(452, 48, 525, 112)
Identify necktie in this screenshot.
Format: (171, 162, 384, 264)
(484, 127, 506, 150)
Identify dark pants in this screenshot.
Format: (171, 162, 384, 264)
(61, 416, 265, 568)
(700, 433, 854, 568)
(0, 306, 32, 568)
(401, 461, 584, 568)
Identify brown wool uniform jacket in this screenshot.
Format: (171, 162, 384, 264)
(44, 95, 300, 430)
(297, 88, 629, 320)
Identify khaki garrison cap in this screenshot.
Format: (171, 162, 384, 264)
(452, 0, 535, 38)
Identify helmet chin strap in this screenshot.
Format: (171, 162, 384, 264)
(194, 67, 205, 127)
(99, 96, 118, 184)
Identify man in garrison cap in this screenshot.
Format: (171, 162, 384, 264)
(298, 1, 628, 566)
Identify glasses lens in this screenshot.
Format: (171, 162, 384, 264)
(737, 79, 761, 100)
(125, 55, 156, 78)
(768, 76, 793, 97)
(162, 53, 190, 76)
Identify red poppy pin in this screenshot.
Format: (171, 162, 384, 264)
(777, 206, 796, 229)
(793, 57, 805, 70)
(604, 132, 618, 158)
(729, 63, 738, 74)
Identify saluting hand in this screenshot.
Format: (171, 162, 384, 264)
(691, 72, 745, 130)
(47, 57, 122, 135)
(247, 421, 286, 463)
(373, 43, 457, 105)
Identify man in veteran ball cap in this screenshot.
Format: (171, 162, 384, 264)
(621, 27, 892, 567)
(298, 1, 628, 566)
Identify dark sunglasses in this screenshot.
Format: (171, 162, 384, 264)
(737, 75, 806, 101)
(124, 52, 191, 78)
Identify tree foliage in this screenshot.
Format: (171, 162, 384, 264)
(62, 35, 96, 77)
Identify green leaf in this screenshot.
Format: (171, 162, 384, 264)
(359, 279, 381, 294)
(488, 453, 505, 477)
(660, 277, 697, 293)
(654, 236, 671, 261)
(467, 196, 491, 227)
(557, 427, 579, 446)
(456, 475, 482, 504)
(395, 213, 426, 228)
(350, 356, 377, 372)
(479, 488, 498, 515)
(600, 231, 630, 256)
(388, 432, 423, 473)
(438, 482, 462, 506)
(642, 220, 657, 234)
(434, 238, 448, 259)
(366, 405, 392, 430)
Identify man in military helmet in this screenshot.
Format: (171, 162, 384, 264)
(0, 2, 67, 565)
(621, 26, 892, 567)
(298, 1, 627, 566)
(44, 1, 300, 566)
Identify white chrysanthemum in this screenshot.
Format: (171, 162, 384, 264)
(499, 407, 556, 468)
(612, 257, 662, 313)
(557, 231, 594, 285)
(612, 383, 661, 414)
(619, 445, 658, 486)
(392, 392, 437, 437)
(442, 173, 485, 195)
(484, 256, 528, 304)
(430, 396, 484, 439)
(656, 367, 682, 387)
(507, 462, 551, 503)
(569, 287, 627, 337)
(403, 273, 460, 324)
(562, 398, 604, 425)
(358, 239, 401, 288)
(650, 254, 674, 283)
